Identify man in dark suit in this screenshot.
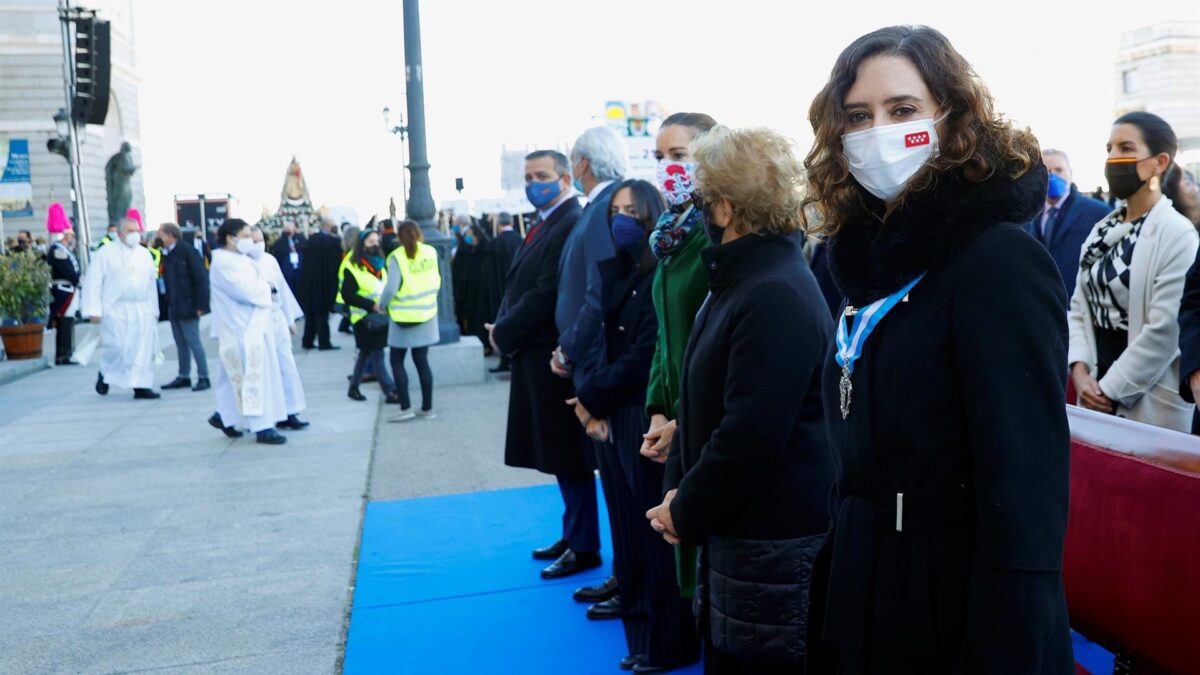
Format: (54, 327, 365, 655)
(1178, 250, 1200, 434)
(486, 150, 599, 580)
(46, 229, 81, 365)
(158, 222, 212, 391)
(271, 221, 305, 294)
(1024, 149, 1111, 298)
(297, 217, 344, 350)
(483, 212, 524, 373)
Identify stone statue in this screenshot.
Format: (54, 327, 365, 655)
(105, 142, 138, 226)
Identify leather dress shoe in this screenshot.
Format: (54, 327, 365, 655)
(532, 539, 568, 561)
(192, 377, 211, 391)
(317, 344, 341, 351)
(488, 363, 511, 373)
(95, 372, 108, 396)
(586, 595, 621, 620)
(55, 357, 79, 366)
(540, 549, 601, 579)
(573, 575, 618, 602)
(632, 664, 670, 673)
(620, 655, 642, 671)
(208, 412, 243, 438)
(133, 388, 161, 400)
(348, 386, 366, 401)
(276, 415, 310, 430)
(256, 429, 288, 445)
(161, 377, 191, 390)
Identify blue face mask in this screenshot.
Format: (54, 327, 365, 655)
(611, 213, 645, 252)
(572, 178, 585, 194)
(526, 179, 564, 209)
(464, 235, 475, 246)
(367, 256, 385, 271)
(1047, 172, 1068, 200)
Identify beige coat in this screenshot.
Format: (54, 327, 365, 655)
(1068, 196, 1200, 432)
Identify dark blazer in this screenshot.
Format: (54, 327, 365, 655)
(271, 233, 304, 289)
(556, 183, 619, 386)
(807, 239, 843, 319)
(297, 230, 343, 313)
(1177, 248, 1200, 434)
(46, 241, 81, 318)
(808, 165, 1072, 675)
(162, 242, 210, 318)
(492, 199, 589, 476)
(664, 234, 833, 543)
(575, 252, 657, 420)
(1023, 184, 1110, 298)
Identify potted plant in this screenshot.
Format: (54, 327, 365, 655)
(0, 249, 52, 360)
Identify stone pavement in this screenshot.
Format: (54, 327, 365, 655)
(0, 321, 518, 674)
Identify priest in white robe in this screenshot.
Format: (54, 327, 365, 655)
(248, 226, 309, 430)
(81, 217, 160, 399)
(207, 219, 289, 445)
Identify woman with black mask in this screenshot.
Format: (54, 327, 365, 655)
(570, 179, 698, 673)
(1069, 111, 1199, 432)
(343, 229, 400, 403)
(801, 26, 1073, 674)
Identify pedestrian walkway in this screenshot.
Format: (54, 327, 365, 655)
(0, 331, 374, 673)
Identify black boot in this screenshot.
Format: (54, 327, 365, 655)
(348, 386, 366, 401)
(95, 372, 109, 396)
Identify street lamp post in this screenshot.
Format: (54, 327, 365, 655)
(401, 0, 458, 344)
(382, 105, 409, 213)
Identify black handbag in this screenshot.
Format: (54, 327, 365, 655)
(363, 312, 390, 332)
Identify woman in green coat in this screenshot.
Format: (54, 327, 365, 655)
(639, 112, 718, 599)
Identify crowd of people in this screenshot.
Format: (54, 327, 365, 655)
(475, 24, 1200, 675)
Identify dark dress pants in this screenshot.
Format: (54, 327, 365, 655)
(53, 316, 74, 360)
(302, 309, 332, 347)
(556, 448, 600, 555)
(598, 405, 699, 668)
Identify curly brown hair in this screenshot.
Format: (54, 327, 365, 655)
(802, 25, 1040, 238)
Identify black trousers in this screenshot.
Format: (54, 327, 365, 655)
(556, 467, 600, 555)
(302, 309, 332, 348)
(351, 348, 395, 393)
(52, 316, 74, 360)
(598, 405, 699, 668)
(390, 346, 433, 411)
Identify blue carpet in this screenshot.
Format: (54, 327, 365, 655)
(344, 483, 704, 674)
(1072, 631, 1115, 674)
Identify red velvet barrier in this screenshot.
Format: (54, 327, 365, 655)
(1064, 407, 1200, 674)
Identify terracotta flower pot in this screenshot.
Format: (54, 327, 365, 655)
(0, 323, 45, 360)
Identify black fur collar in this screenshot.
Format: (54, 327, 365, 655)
(828, 161, 1047, 306)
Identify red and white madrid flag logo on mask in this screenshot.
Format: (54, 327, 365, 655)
(904, 131, 931, 148)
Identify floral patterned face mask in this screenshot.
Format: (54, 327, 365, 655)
(656, 159, 699, 208)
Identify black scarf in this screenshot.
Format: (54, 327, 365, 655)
(828, 162, 1047, 306)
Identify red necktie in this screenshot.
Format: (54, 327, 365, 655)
(524, 218, 545, 244)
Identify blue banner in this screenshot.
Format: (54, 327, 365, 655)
(0, 138, 34, 218)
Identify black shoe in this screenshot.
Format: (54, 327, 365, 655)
(632, 664, 670, 674)
(586, 595, 621, 620)
(133, 388, 161, 400)
(489, 363, 511, 373)
(385, 392, 402, 405)
(540, 549, 601, 579)
(348, 386, 366, 401)
(55, 357, 79, 366)
(573, 575, 618, 603)
(192, 377, 211, 392)
(302, 343, 315, 350)
(256, 429, 288, 445)
(95, 372, 108, 396)
(208, 412, 243, 438)
(532, 539, 568, 561)
(620, 655, 642, 671)
(318, 344, 341, 351)
(275, 415, 310, 430)
(162, 377, 191, 390)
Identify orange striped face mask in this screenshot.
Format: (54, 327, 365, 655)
(1105, 156, 1152, 200)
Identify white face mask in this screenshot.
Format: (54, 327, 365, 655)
(122, 232, 141, 248)
(247, 241, 266, 259)
(841, 117, 941, 202)
(235, 237, 256, 255)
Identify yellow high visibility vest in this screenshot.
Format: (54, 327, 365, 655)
(334, 251, 352, 305)
(345, 261, 386, 325)
(148, 246, 162, 278)
(387, 242, 441, 324)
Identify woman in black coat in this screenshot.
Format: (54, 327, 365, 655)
(646, 127, 835, 674)
(342, 230, 400, 404)
(801, 26, 1072, 674)
(571, 180, 698, 673)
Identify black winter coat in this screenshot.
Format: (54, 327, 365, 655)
(162, 242, 210, 318)
(1176, 248, 1200, 434)
(807, 164, 1073, 675)
(492, 200, 591, 477)
(342, 265, 388, 352)
(297, 231, 343, 313)
(664, 233, 834, 665)
(575, 252, 657, 420)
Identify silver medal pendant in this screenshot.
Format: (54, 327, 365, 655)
(839, 364, 853, 420)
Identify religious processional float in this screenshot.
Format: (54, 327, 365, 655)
(254, 157, 327, 235)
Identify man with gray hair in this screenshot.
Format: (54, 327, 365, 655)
(158, 222, 212, 392)
(1023, 148, 1110, 297)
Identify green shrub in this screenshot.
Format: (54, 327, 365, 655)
(0, 250, 52, 325)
